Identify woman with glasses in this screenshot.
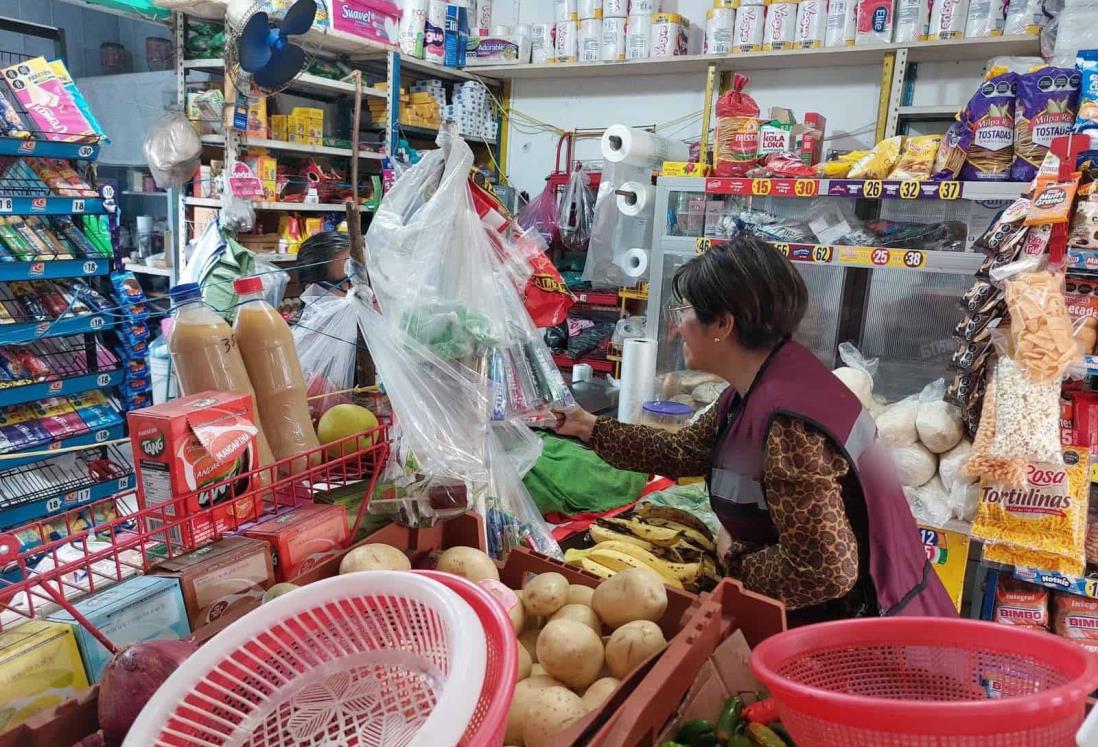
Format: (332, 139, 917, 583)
(295, 230, 352, 295)
(555, 235, 955, 625)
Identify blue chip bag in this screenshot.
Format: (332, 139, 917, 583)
(1075, 50, 1098, 131)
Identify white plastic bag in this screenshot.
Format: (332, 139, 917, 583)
(832, 341, 877, 410)
(915, 378, 964, 454)
(144, 110, 202, 189)
(558, 164, 594, 251)
(292, 290, 359, 423)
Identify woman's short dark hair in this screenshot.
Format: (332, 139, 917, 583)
(672, 235, 808, 350)
(296, 231, 350, 285)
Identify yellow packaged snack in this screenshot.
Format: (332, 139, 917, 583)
(887, 135, 942, 180)
(972, 446, 1089, 576)
(816, 150, 868, 178)
(847, 137, 904, 180)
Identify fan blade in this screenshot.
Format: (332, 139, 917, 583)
(239, 12, 273, 72)
(254, 43, 306, 89)
(279, 0, 316, 36)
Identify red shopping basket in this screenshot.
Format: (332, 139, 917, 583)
(751, 617, 1098, 747)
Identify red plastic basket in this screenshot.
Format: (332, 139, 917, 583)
(417, 571, 518, 747)
(751, 617, 1098, 747)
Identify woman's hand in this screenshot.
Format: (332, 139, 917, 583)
(553, 406, 598, 442)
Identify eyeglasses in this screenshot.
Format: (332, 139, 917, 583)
(664, 302, 694, 330)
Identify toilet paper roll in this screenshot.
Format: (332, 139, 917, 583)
(626, 13, 652, 58)
(399, 0, 428, 57)
(556, 19, 578, 60)
(601, 16, 627, 58)
(621, 247, 649, 279)
(604, 0, 627, 15)
(531, 22, 554, 63)
(618, 337, 657, 424)
(616, 180, 656, 216)
(579, 0, 603, 18)
(425, 0, 448, 61)
(572, 363, 594, 383)
(556, 0, 578, 21)
(475, 0, 493, 29)
(491, 24, 511, 36)
(602, 124, 690, 167)
(579, 17, 603, 61)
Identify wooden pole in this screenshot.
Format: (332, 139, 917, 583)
(344, 69, 365, 266)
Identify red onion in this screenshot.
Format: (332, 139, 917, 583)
(98, 639, 197, 745)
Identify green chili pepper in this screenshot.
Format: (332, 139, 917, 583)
(746, 722, 787, 747)
(728, 736, 754, 747)
(676, 719, 719, 746)
(716, 696, 744, 742)
(769, 724, 797, 747)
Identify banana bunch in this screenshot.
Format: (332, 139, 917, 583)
(565, 505, 724, 593)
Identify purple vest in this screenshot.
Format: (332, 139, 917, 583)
(710, 340, 956, 618)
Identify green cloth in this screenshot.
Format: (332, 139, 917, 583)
(523, 433, 647, 516)
(199, 234, 255, 323)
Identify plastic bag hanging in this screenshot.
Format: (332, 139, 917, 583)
(517, 178, 561, 249)
(144, 110, 202, 189)
(558, 164, 594, 252)
(292, 291, 360, 423)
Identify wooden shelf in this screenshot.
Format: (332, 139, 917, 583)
(182, 58, 387, 98)
(123, 261, 172, 277)
(200, 134, 383, 159)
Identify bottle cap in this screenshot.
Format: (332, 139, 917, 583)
(233, 276, 264, 295)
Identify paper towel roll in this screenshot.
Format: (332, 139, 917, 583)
(616, 180, 655, 216)
(621, 247, 649, 279)
(602, 124, 689, 168)
(399, 0, 428, 57)
(618, 337, 657, 424)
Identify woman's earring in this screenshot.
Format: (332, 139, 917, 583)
(713, 337, 721, 343)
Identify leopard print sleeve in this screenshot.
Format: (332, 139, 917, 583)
(588, 405, 718, 479)
(726, 415, 860, 610)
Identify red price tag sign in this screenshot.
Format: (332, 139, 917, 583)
(871, 248, 890, 265)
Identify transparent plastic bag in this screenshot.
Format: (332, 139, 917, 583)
(144, 110, 202, 189)
(483, 429, 561, 560)
(832, 341, 877, 410)
(254, 255, 289, 308)
(292, 291, 359, 423)
(220, 176, 256, 233)
(517, 180, 561, 248)
(915, 378, 965, 454)
(492, 417, 544, 478)
(582, 161, 650, 285)
(558, 164, 594, 251)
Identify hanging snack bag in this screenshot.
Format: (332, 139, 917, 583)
(1011, 66, 1080, 182)
(994, 576, 1049, 629)
(959, 69, 1018, 181)
(1024, 172, 1081, 226)
(1070, 197, 1098, 248)
(932, 120, 972, 179)
(888, 134, 941, 180)
(1075, 50, 1098, 131)
(714, 73, 761, 177)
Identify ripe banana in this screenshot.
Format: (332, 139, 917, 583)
(594, 541, 704, 584)
(564, 548, 591, 565)
(589, 523, 657, 551)
(600, 517, 682, 547)
(633, 503, 715, 539)
(589, 548, 690, 589)
(641, 518, 717, 552)
(579, 557, 615, 579)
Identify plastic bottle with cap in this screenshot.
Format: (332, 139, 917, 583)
(167, 282, 275, 468)
(232, 276, 321, 473)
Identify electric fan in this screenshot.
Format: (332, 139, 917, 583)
(224, 0, 319, 97)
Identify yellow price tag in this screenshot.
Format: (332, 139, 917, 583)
(773, 243, 790, 257)
(902, 250, 926, 269)
(938, 181, 961, 200)
(862, 180, 883, 198)
(1086, 578, 1098, 598)
(812, 245, 833, 262)
(899, 180, 921, 199)
(793, 179, 818, 197)
(751, 179, 773, 196)
(695, 238, 711, 254)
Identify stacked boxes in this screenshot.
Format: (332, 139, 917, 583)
(404, 80, 445, 129)
(448, 81, 497, 141)
(288, 107, 324, 146)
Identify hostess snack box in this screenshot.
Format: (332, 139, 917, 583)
(0, 621, 89, 732)
(151, 536, 274, 630)
(245, 504, 348, 582)
(129, 391, 264, 548)
(46, 575, 190, 683)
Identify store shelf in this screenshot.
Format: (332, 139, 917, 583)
(183, 57, 388, 98)
(675, 175, 1026, 201)
(121, 190, 168, 198)
(399, 124, 496, 145)
(0, 314, 117, 346)
(1008, 566, 1098, 599)
(123, 260, 171, 277)
(0, 258, 110, 281)
(897, 104, 960, 119)
(183, 196, 355, 212)
(0, 137, 101, 160)
(471, 35, 1041, 79)
(686, 236, 982, 274)
(0, 421, 126, 470)
(399, 55, 492, 84)
(0, 197, 105, 215)
(0, 368, 123, 409)
(200, 134, 384, 159)
(0, 471, 132, 533)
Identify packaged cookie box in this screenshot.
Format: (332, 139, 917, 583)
(244, 503, 348, 582)
(151, 535, 275, 631)
(45, 575, 190, 683)
(0, 621, 89, 734)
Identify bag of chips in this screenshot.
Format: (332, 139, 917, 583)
(994, 575, 1049, 629)
(847, 136, 904, 179)
(1075, 50, 1098, 131)
(888, 135, 941, 180)
(959, 69, 1018, 182)
(931, 120, 972, 180)
(1011, 66, 1080, 183)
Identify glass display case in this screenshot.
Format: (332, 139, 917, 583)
(647, 176, 1026, 404)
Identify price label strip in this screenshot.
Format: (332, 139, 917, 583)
(839, 246, 926, 270)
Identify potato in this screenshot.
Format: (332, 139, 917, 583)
(591, 568, 668, 629)
(437, 546, 499, 582)
(506, 676, 563, 745)
(478, 580, 524, 634)
(604, 620, 667, 678)
(517, 642, 532, 681)
(523, 686, 586, 747)
(509, 590, 527, 633)
(338, 543, 410, 574)
(519, 630, 540, 662)
(567, 584, 595, 607)
(580, 677, 620, 711)
(523, 572, 569, 617)
(536, 619, 604, 690)
(549, 603, 601, 634)
(531, 663, 546, 677)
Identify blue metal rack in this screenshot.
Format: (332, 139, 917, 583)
(0, 314, 117, 346)
(0, 472, 132, 533)
(0, 258, 110, 281)
(0, 196, 106, 215)
(0, 421, 126, 470)
(0, 137, 100, 161)
(0, 367, 122, 408)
